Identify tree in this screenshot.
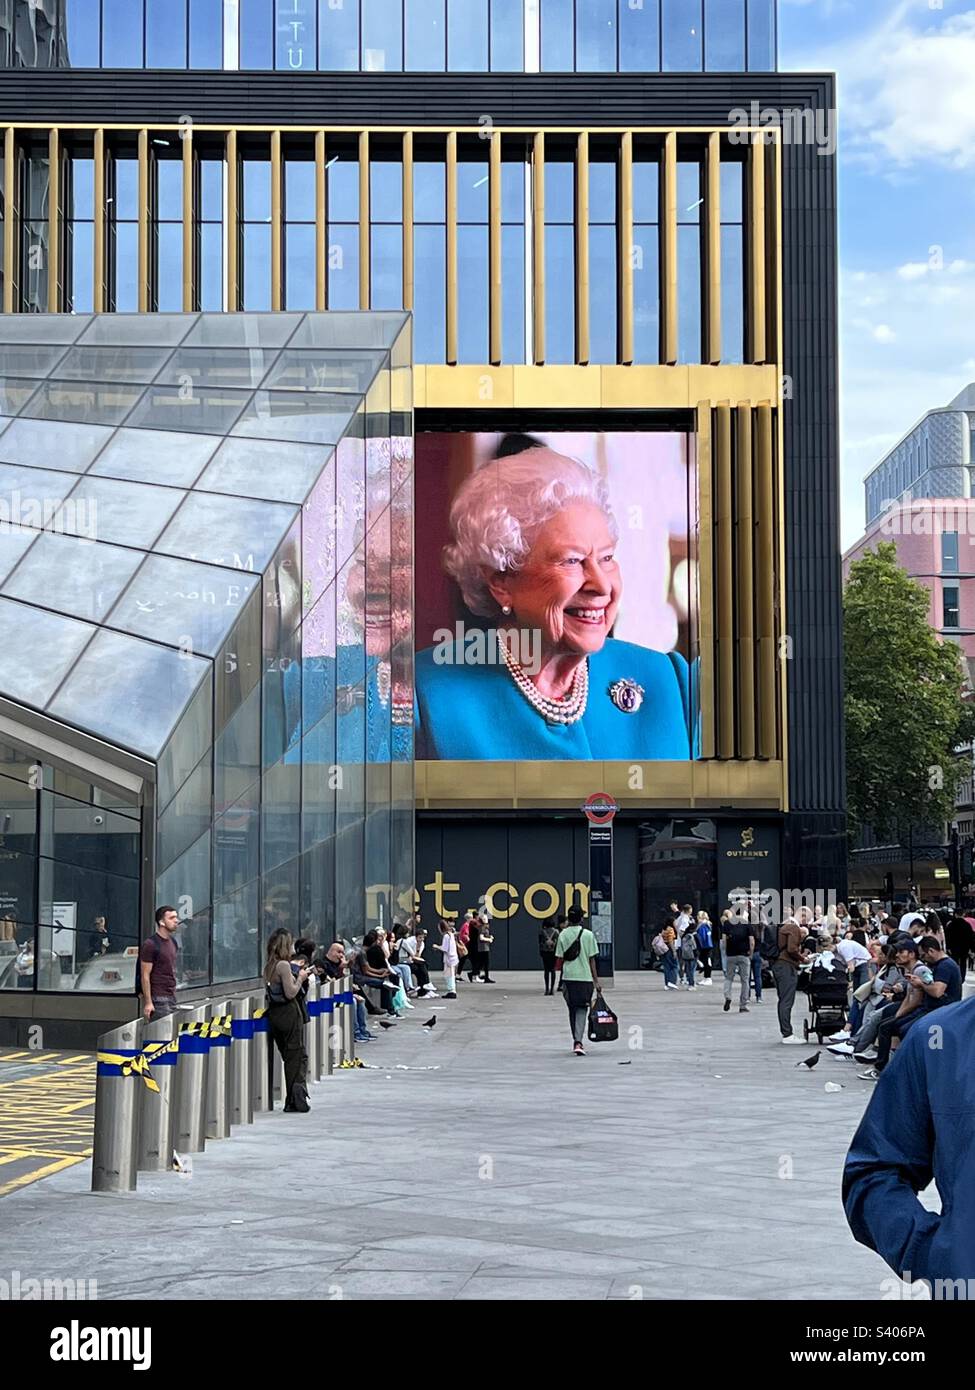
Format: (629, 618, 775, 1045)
(844, 542, 975, 842)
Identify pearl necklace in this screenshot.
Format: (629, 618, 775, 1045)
(496, 631, 589, 725)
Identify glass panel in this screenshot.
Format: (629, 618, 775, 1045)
(287, 312, 406, 349)
(0, 461, 80, 514)
(158, 669, 213, 809)
(276, 0, 318, 70)
(216, 588, 262, 734)
(59, 475, 184, 549)
(0, 345, 69, 378)
(212, 880, 259, 984)
(0, 418, 114, 471)
(589, 223, 617, 364)
(326, 155, 359, 223)
(302, 456, 336, 613)
(90, 427, 219, 486)
(215, 681, 261, 809)
(156, 223, 184, 311)
(457, 157, 488, 225)
(77, 314, 194, 346)
(490, 0, 523, 70)
(182, 313, 299, 348)
(199, 436, 332, 504)
(362, 0, 403, 70)
(54, 345, 175, 384)
(190, 0, 225, 66)
(541, 0, 573, 70)
(2, 533, 143, 623)
(147, 0, 188, 67)
(41, 792, 139, 879)
(406, 0, 446, 70)
(413, 224, 445, 363)
(242, 159, 272, 222)
(720, 223, 743, 364)
(544, 224, 575, 363)
(155, 491, 299, 571)
(300, 838, 335, 941)
(662, 0, 702, 71)
(155, 833, 211, 939)
(578, 0, 616, 70)
(112, 222, 139, 311)
(50, 630, 210, 759)
(501, 222, 525, 364)
(285, 160, 316, 222)
(449, 0, 487, 69)
(38, 859, 140, 953)
(102, 0, 145, 66)
(0, 379, 42, 416)
(0, 316, 88, 345)
(457, 225, 488, 364)
(231, 390, 356, 445)
(19, 380, 144, 427)
(720, 159, 743, 223)
(0, 530, 37, 584)
(371, 224, 403, 311)
(413, 159, 445, 223)
(746, 0, 775, 70)
(66, 0, 102, 66)
(301, 716, 335, 850)
(261, 857, 299, 949)
(200, 223, 224, 311)
(124, 384, 250, 434)
(68, 224, 94, 312)
(303, 584, 337, 730)
(240, 0, 275, 68)
(214, 784, 260, 900)
(263, 348, 386, 394)
(371, 159, 403, 224)
(633, 221, 659, 363)
(0, 598, 93, 709)
(285, 224, 317, 309)
(155, 347, 278, 390)
(263, 622, 300, 767)
(242, 224, 272, 311)
(705, 0, 744, 71)
(620, 0, 660, 70)
(108, 553, 260, 655)
(158, 757, 212, 873)
(326, 224, 359, 310)
(678, 223, 701, 363)
(319, 0, 360, 69)
(262, 757, 302, 872)
(335, 428, 365, 567)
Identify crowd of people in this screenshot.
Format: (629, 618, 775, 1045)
(647, 897, 972, 1077)
(259, 906, 498, 1112)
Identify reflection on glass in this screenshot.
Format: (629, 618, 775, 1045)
(102, 0, 145, 66)
(147, 0, 188, 68)
(158, 757, 212, 873)
(541, 0, 572, 70)
(0, 599, 93, 710)
(190, 0, 224, 66)
(155, 491, 299, 571)
(2, 532, 143, 624)
(327, 224, 360, 310)
(633, 222, 659, 363)
(457, 225, 488, 364)
(490, 0, 523, 70)
(449, 0, 487, 69)
(215, 682, 261, 809)
(108, 553, 259, 656)
(276, 0, 317, 69)
(413, 224, 445, 364)
(262, 758, 301, 872)
(620, 0, 660, 71)
(214, 783, 260, 896)
(362, 0, 403, 70)
(406, 0, 445, 71)
(201, 436, 331, 504)
(232, 390, 356, 445)
(678, 224, 702, 364)
(90, 428, 218, 486)
(544, 224, 575, 364)
(577, 0, 616, 71)
(705, 0, 744, 71)
(747, 0, 775, 70)
(0, 418, 114, 471)
(213, 881, 259, 984)
(301, 455, 336, 613)
(319, 0, 360, 69)
(662, 0, 703, 71)
(241, 0, 275, 68)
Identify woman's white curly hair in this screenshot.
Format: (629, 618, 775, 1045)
(442, 446, 617, 618)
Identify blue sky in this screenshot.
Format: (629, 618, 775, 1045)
(778, 0, 975, 547)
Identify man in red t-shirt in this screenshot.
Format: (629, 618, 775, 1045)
(139, 906, 180, 1020)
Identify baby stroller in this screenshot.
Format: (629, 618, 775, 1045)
(801, 960, 849, 1043)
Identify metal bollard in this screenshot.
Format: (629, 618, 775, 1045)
(252, 993, 271, 1113)
(342, 973, 356, 1065)
(315, 977, 328, 1076)
(206, 999, 232, 1139)
(230, 995, 254, 1127)
(174, 1005, 210, 1154)
(91, 1018, 142, 1193)
(137, 1014, 179, 1173)
(305, 975, 320, 1082)
(322, 977, 335, 1077)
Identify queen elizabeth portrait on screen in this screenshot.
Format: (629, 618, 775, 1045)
(414, 439, 697, 761)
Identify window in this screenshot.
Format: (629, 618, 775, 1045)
(620, 0, 660, 71)
(543, 151, 575, 364)
(240, 0, 274, 68)
(720, 160, 744, 363)
(501, 149, 526, 363)
(943, 585, 960, 630)
(588, 153, 617, 364)
(109, 152, 139, 311)
(242, 157, 272, 310)
(319, 0, 360, 69)
(154, 152, 184, 311)
(412, 151, 445, 362)
(490, 0, 523, 70)
(362, 0, 403, 70)
(632, 148, 659, 364)
(577, 0, 616, 71)
(370, 153, 403, 310)
(677, 158, 701, 363)
(102, 0, 145, 66)
(67, 154, 95, 313)
(191, 0, 224, 66)
(746, 0, 775, 70)
(284, 158, 316, 308)
(705, 0, 744, 71)
(66, 0, 101, 66)
(406, 0, 446, 70)
(198, 155, 225, 310)
(457, 146, 489, 363)
(662, 0, 702, 72)
(21, 144, 51, 312)
(449, 0, 487, 69)
(327, 146, 360, 309)
(147, 0, 188, 67)
(540, 0, 573, 70)
(276, 0, 317, 70)
(942, 531, 960, 575)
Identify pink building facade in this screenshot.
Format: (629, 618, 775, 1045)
(843, 499, 975, 673)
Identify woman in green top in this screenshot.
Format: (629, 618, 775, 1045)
(555, 906, 601, 1056)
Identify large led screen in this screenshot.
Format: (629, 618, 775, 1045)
(415, 430, 698, 761)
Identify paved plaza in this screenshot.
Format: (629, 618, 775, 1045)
(0, 971, 920, 1300)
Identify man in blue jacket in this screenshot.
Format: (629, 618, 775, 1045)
(843, 996, 975, 1291)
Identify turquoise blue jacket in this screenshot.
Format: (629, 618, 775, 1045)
(415, 637, 695, 760)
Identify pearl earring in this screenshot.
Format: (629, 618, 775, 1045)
(502, 605, 512, 615)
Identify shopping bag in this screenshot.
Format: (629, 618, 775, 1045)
(587, 991, 619, 1042)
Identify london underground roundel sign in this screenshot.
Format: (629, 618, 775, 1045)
(583, 792, 619, 825)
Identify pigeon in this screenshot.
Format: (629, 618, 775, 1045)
(796, 1051, 821, 1069)
(422, 1015, 437, 1029)
(378, 1020, 396, 1030)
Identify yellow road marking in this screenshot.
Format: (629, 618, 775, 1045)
(0, 1155, 85, 1197)
(0, 1149, 30, 1166)
(0, 1051, 30, 1060)
(57, 1054, 92, 1065)
(60, 1098, 96, 1114)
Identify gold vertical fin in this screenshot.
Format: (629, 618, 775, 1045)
(446, 130, 458, 364)
(660, 130, 678, 366)
(182, 122, 193, 311)
(270, 129, 282, 311)
(226, 129, 238, 311)
(92, 128, 105, 312)
(756, 401, 777, 758)
(47, 127, 59, 312)
(748, 132, 767, 364)
(736, 405, 756, 760)
(705, 131, 721, 364)
(359, 129, 370, 310)
(3, 128, 15, 313)
(402, 130, 414, 313)
(715, 403, 735, 758)
(532, 130, 545, 365)
(489, 129, 501, 365)
(137, 128, 149, 312)
(315, 129, 326, 310)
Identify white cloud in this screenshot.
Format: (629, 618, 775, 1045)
(796, 7, 975, 171)
(839, 256, 975, 547)
(897, 261, 932, 280)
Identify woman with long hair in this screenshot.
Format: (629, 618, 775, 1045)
(264, 928, 311, 1114)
